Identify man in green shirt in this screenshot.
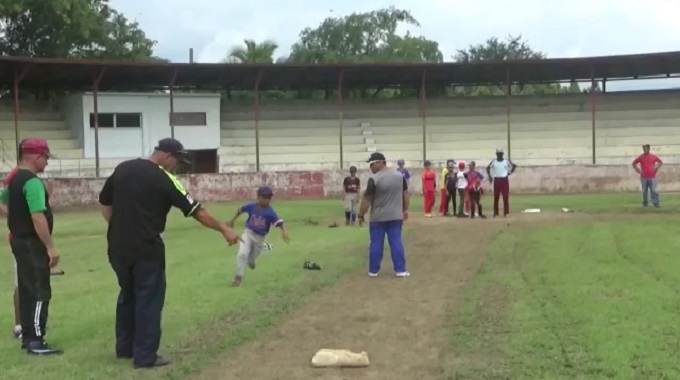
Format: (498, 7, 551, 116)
(0, 138, 62, 355)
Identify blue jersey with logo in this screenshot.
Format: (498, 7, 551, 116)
(240, 202, 283, 236)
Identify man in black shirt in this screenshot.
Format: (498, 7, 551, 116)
(98, 138, 240, 369)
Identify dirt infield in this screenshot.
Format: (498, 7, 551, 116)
(188, 213, 575, 380)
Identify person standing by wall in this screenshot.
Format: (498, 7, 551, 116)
(486, 148, 517, 217)
(98, 138, 241, 369)
(342, 166, 360, 225)
(632, 144, 663, 207)
(357, 152, 410, 277)
(466, 161, 486, 219)
(421, 160, 436, 217)
(455, 161, 468, 217)
(438, 159, 455, 216)
(0, 138, 62, 355)
(396, 159, 411, 183)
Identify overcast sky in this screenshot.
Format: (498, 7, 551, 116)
(110, 0, 680, 89)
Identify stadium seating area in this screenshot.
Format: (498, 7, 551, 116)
(2, 90, 680, 176)
(0, 103, 128, 177)
(219, 90, 680, 172)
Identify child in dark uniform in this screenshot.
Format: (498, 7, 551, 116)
(445, 168, 457, 217)
(342, 166, 360, 225)
(466, 161, 486, 219)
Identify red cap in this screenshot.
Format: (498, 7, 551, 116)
(20, 138, 55, 158)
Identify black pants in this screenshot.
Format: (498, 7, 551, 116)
(445, 188, 456, 214)
(469, 190, 483, 217)
(11, 236, 51, 343)
(109, 255, 166, 366)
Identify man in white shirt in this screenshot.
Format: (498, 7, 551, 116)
(486, 148, 517, 217)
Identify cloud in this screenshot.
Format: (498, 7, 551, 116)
(110, 0, 679, 64)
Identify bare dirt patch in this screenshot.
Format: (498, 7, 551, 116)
(188, 212, 581, 380)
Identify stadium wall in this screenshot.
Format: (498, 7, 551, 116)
(46, 164, 680, 208)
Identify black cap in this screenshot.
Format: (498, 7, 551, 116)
(155, 138, 191, 164)
(366, 152, 386, 163)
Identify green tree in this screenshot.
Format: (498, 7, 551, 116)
(453, 35, 545, 63)
(286, 7, 442, 99)
(0, 0, 156, 59)
(226, 39, 278, 64)
(289, 7, 443, 64)
(452, 35, 581, 96)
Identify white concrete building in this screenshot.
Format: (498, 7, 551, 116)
(31, 91, 220, 176)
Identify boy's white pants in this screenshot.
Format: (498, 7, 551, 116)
(235, 228, 265, 278)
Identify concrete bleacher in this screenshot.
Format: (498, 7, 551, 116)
(0, 103, 123, 177)
(219, 90, 680, 171)
(219, 103, 376, 172)
(4, 89, 680, 176)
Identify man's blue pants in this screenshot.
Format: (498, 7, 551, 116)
(368, 220, 406, 274)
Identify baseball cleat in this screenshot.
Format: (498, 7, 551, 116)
(231, 276, 242, 287)
(395, 271, 410, 277)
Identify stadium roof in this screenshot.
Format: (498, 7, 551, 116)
(1, 51, 679, 91)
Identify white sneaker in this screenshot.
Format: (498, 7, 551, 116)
(395, 271, 410, 277)
(368, 272, 379, 277)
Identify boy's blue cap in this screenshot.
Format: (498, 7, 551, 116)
(257, 186, 274, 196)
(397, 158, 405, 164)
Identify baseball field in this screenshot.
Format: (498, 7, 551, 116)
(1, 193, 679, 380)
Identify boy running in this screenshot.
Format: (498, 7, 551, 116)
(421, 160, 436, 217)
(227, 186, 289, 287)
(342, 166, 360, 225)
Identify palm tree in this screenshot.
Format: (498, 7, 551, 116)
(225, 39, 279, 64)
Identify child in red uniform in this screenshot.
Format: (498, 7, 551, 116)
(2, 167, 21, 339)
(421, 160, 436, 217)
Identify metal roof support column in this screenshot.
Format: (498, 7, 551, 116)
(337, 69, 344, 170)
(505, 67, 512, 160)
(253, 69, 263, 173)
(419, 68, 427, 164)
(12, 66, 31, 162)
(590, 66, 597, 165)
(92, 68, 106, 177)
(169, 68, 179, 139)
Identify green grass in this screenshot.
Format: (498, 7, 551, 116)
(3, 191, 680, 379)
(410, 191, 680, 215)
(0, 200, 365, 380)
(448, 193, 680, 379)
